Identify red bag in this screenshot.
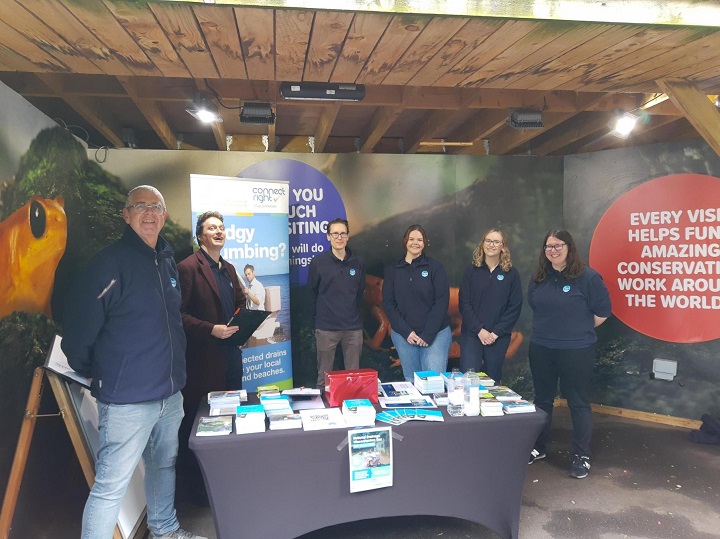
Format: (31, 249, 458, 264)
(324, 368, 379, 407)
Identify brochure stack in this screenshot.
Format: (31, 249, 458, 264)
(235, 404, 266, 434)
(208, 389, 247, 416)
(342, 399, 377, 427)
(413, 370, 444, 394)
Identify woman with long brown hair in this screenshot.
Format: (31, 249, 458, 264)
(527, 229, 611, 479)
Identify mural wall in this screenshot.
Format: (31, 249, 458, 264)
(97, 150, 564, 394)
(565, 139, 720, 418)
(3, 82, 719, 536)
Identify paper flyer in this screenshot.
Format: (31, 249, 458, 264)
(348, 427, 393, 493)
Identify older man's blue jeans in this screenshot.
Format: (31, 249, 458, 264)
(82, 391, 184, 539)
(391, 326, 451, 381)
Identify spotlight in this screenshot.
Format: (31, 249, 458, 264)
(240, 102, 275, 124)
(186, 92, 222, 123)
(610, 111, 638, 139)
(506, 108, 544, 129)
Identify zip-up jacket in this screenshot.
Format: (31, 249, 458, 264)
(382, 254, 450, 345)
(61, 225, 187, 404)
(308, 247, 366, 331)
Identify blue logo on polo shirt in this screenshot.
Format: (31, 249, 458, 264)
(497, 274, 504, 281)
(421, 270, 429, 278)
(563, 285, 571, 292)
(170, 278, 177, 288)
(350, 269, 356, 276)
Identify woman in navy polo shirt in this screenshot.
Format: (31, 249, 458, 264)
(527, 229, 612, 479)
(382, 224, 451, 381)
(459, 228, 523, 383)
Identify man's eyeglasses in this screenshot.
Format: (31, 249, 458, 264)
(544, 243, 566, 252)
(329, 232, 348, 239)
(484, 239, 502, 246)
(127, 202, 165, 215)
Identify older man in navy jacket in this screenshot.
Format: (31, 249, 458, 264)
(62, 185, 205, 539)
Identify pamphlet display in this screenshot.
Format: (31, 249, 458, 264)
(348, 427, 393, 493)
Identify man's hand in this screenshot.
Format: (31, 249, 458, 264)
(212, 325, 240, 339)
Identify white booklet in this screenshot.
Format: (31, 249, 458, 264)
(44, 334, 91, 388)
(348, 427, 393, 493)
(299, 407, 347, 431)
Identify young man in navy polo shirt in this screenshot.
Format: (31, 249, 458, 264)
(308, 218, 366, 389)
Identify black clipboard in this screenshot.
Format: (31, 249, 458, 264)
(226, 309, 273, 345)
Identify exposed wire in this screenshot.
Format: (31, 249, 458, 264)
(53, 117, 116, 163)
(204, 79, 242, 110)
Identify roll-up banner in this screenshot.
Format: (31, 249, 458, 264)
(190, 174, 292, 390)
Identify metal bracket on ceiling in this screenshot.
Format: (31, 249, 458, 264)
(308, 136, 315, 153)
(482, 139, 490, 155)
(225, 135, 233, 152)
(262, 135, 269, 152)
(354, 137, 361, 153)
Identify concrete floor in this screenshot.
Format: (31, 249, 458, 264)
(173, 407, 720, 539)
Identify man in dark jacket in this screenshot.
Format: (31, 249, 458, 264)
(177, 211, 245, 504)
(307, 218, 366, 389)
(62, 185, 205, 539)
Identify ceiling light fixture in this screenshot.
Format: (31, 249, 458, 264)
(610, 111, 639, 139)
(239, 102, 275, 124)
(186, 92, 222, 123)
(280, 82, 365, 101)
(507, 108, 544, 129)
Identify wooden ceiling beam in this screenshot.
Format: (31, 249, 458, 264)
(313, 101, 341, 153)
(196, 79, 227, 151)
(117, 76, 176, 150)
(36, 73, 123, 147)
(656, 78, 720, 157)
(360, 106, 402, 153)
(487, 112, 576, 155)
(574, 115, 681, 153)
(405, 108, 466, 154)
(531, 112, 611, 156)
(453, 110, 510, 155)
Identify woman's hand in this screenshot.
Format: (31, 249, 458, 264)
(407, 331, 428, 347)
(478, 328, 497, 346)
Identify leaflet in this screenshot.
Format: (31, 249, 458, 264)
(348, 427, 393, 493)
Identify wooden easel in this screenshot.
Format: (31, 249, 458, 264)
(0, 367, 141, 539)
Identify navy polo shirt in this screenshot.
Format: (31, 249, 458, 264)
(528, 265, 612, 349)
(382, 254, 450, 344)
(459, 263, 523, 337)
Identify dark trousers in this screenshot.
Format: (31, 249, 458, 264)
(315, 329, 363, 388)
(459, 333, 510, 383)
(529, 342, 596, 458)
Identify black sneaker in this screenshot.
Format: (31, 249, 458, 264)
(528, 448, 546, 464)
(568, 454, 590, 478)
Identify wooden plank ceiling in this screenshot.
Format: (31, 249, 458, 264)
(0, 0, 719, 155)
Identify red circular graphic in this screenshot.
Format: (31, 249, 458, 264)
(590, 174, 720, 343)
